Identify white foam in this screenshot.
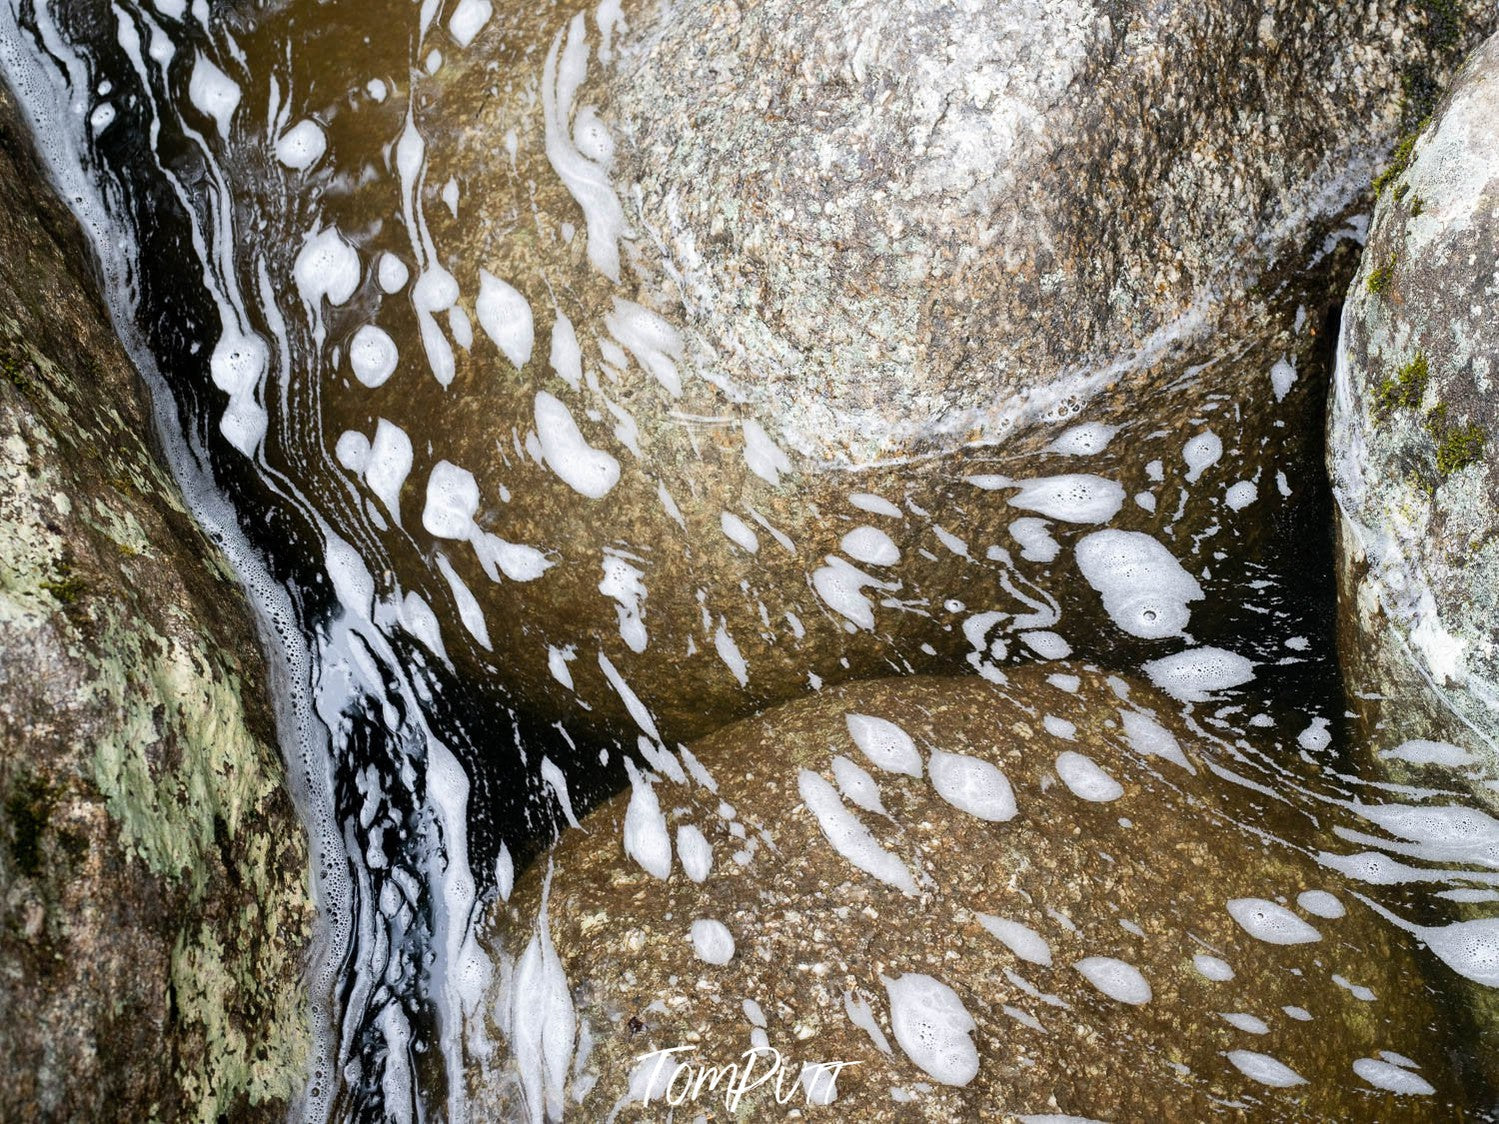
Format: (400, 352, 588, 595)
(597, 553, 648, 652)
(1143, 647, 1256, 702)
(1009, 518, 1061, 563)
(1296, 890, 1345, 919)
(720, 511, 759, 553)
(533, 391, 619, 498)
(377, 253, 409, 293)
(797, 770, 916, 895)
(977, 915, 1051, 966)
(969, 473, 1124, 524)
(1224, 480, 1258, 511)
(294, 225, 360, 307)
(540, 756, 581, 829)
(928, 750, 1017, 821)
(843, 990, 893, 1054)
(423, 460, 480, 539)
(1075, 530, 1202, 639)
(399, 591, 445, 661)
(846, 713, 924, 777)
(435, 553, 489, 649)
(800, 1062, 842, 1106)
(1055, 751, 1123, 803)
(1270, 356, 1298, 401)
(359, 419, 410, 521)
(1226, 1050, 1306, 1088)
(677, 824, 712, 883)
(882, 973, 980, 1086)
(1219, 1012, 1269, 1034)
(1353, 1058, 1435, 1096)
(743, 419, 793, 485)
(495, 843, 514, 902)
(348, 324, 398, 387)
(832, 755, 887, 816)
(188, 52, 239, 139)
(1421, 918, 1499, 987)
(508, 883, 577, 1122)
(1357, 803, 1499, 867)
(1119, 709, 1195, 772)
(476, 270, 534, 369)
(548, 313, 582, 388)
(841, 525, 900, 567)
(1023, 631, 1072, 660)
(689, 918, 736, 965)
(812, 557, 881, 630)
(1073, 956, 1151, 1004)
(1381, 739, 1473, 766)
(606, 298, 683, 396)
(1226, 898, 1322, 944)
(714, 624, 748, 686)
(598, 652, 661, 741)
(1297, 717, 1332, 751)
(850, 492, 903, 518)
(543, 13, 626, 280)
(1183, 431, 1222, 483)
(275, 118, 326, 170)
(472, 534, 551, 583)
(1193, 954, 1234, 981)
(448, 0, 492, 46)
(622, 760, 671, 880)
(1048, 422, 1117, 456)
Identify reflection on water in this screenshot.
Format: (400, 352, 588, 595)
(1, 0, 1495, 1118)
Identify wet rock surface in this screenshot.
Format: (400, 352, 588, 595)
(280, 0, 1496, 747)
(1331, 30, 1499, 812)
(0, 84, 312, 1122)
(489, 670, 1483, 1120)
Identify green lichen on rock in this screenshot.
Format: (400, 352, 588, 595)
(1434, 421, 1486, 476)
(0, 82, 312, 1122)
(1366, 253, 1398, 294)
(1331, 28, 1499, 820)
(1375, 351, 1429, 417)
(1373, 129, 1422, 195)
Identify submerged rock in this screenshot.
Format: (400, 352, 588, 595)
(271, 0, 1494, 746)
(484, 670, 1487, 1119)
(0, 85, 312, 1120)
(1331, 30, 1499, 812)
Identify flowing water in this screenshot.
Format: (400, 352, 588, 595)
(2, 0, 1497, 1119)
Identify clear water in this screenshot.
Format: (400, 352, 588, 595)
(2, 0, 1495, 1119)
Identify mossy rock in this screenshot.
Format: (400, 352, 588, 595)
(1330, 30, 1499, 813)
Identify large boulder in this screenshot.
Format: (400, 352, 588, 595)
(1330, 30, 1499, 812)
(0, 84, 313, 1120)
(478, 669, 1492, 1119)
(212, 0, 1490, 746)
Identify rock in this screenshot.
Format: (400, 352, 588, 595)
(482, 669, 1488, 1119)
(252, 0, 1493, 749)
(0, 84, 312, 1120)
(1330, 30, 1499, 812)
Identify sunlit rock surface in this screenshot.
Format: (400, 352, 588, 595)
(485, 670, 1490, 1119)
(275, 0, 1494, 745)
(1332, 30, 1499, 813)
(0, 85, 312, 1122)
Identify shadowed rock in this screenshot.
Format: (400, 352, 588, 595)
(0, 83, 312, 1122)
(1331, 30, 1499, 813)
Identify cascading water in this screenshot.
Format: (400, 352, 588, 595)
(3, 0, 1497, 1118)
